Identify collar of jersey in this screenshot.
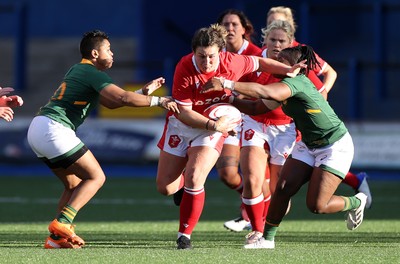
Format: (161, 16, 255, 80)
(80, 58, 94, 65)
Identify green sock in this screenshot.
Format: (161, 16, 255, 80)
(57, 204, 77, 224)
(264, 219, 280, 241)
(342, 196, 361, 211)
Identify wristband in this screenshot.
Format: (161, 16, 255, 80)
(212, 121, 217, 131)
(206, 119, 211, 130)
(134, 89, 144, 94)
(150, 96, 160, 107)
(222, 78, 235, 91)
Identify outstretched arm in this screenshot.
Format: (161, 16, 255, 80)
(0, 107, 14, 122)
(0, 87, 15, 97)
(202, 77, 291, 102)
(257, 57, 307, 78)
(100, 83, 179, 113)
(134, 77, 166, 95)
(0, 95, 24, 108)
(230, 97, 280, 116)
(0, 87, 23, 108)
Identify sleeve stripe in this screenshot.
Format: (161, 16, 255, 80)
(250, 56, 259, 72)
(175, 99, 192, 106)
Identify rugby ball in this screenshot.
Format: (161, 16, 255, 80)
(203, 103, 242, 125)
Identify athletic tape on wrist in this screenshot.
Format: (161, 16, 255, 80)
(135, 89, 144, 94)
(150, 96, 160, 107)
(223, 79, 235, 91)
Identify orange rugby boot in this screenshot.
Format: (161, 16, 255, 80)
(44, 236, 81, 249)
(48, 219, 85, 246)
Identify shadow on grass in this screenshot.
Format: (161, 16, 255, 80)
(0, 227, 398, 249)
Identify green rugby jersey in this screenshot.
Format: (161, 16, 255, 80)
(37, 59, 113, 130)
(281, 75, 347, 148)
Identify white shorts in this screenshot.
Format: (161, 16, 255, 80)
(223, 113, 244, 146)
(240, 115, 296, 165)
(27, 116, 83, 159)
(290, 132, 354, 179)
(158, 115, 226, 157)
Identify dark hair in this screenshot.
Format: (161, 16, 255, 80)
(216, 9, 256, 43)
(79, 30, 109, 58)
(278, 45, 321, 75)
(191, 24, 227, 52)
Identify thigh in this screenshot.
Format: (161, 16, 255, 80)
(269, 163, 283, 195)
(65, 150, 105, 181)
(216, 144, 240, 171)
(307, 167, 342, 207)
(278, 157, 312, 196)
(185, 146, 220, 189)
(52, 150, 104, 187)
(240, 146, 268, 187)
(156, 150, 187, 190)
(53, 168, 82, 189)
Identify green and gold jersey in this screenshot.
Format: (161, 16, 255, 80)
(281, 75, 347, 148)
(38, 59, 113, 130)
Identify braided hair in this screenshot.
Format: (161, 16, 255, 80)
(278, 45, 321, 75)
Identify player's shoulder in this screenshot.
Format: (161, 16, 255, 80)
(245, 42, 262, 55)
(175, 53, 197, 74)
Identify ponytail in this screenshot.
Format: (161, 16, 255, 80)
(279, 45, 321, 75)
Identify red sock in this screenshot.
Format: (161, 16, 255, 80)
(262, 194, 271, 224)
(179, 187, 205, 235)
(342, 171, 359, 190)
(243, 194, 264, 233)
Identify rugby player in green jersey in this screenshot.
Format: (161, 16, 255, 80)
(202, 45, 367, 249)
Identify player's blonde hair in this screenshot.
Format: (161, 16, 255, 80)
(261, 20, 295, 47)
(267, 6, 297, 32)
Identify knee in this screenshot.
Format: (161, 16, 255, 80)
(87, 174, 106, 191)
(216, 158, 239, 186)
(156, 180, 176, 196)
(306, 203, 320, 214)
(218, 169, 230, 182)
(156, 185, 169, 196)
(306, 201, 326, 214)
(274, 181, 295, 198)
(65, 176, 81, 191)
(97, 174, 106, 188)
(218, 170, 240, 188)
(66, 181, 80, 191)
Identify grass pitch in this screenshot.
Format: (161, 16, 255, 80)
(0, 175, 399, 263)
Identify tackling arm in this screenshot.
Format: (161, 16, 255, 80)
(257, 57, 306, 78)
(100, 84, 179, 112)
